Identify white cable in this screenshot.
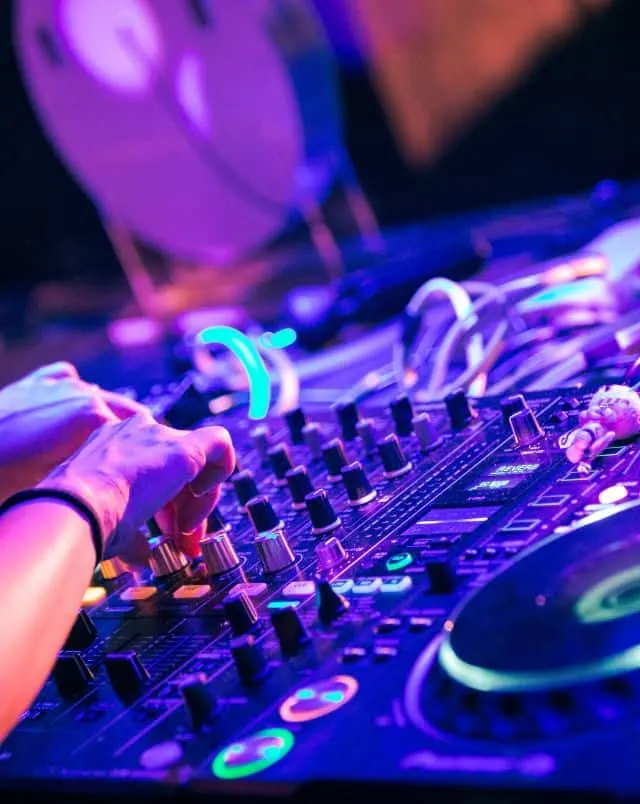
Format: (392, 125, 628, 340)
(260, 343, 300, 414)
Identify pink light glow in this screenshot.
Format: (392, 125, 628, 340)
(175, 53, 211, 137)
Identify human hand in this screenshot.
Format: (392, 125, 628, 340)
(0, 362, 149, 501)
(42, 413, 235, 565)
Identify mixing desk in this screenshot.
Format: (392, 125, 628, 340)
(3, 381, 640, 801)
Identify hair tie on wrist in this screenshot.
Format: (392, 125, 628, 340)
(0, 488, 104, 565)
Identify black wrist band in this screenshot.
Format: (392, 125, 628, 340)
(0, 488, 104, 565)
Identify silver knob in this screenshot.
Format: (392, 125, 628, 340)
(510, 407, 544, 447)
(148, 537, 188, 577)
(412, 412, 442, 451)
(255, 528, 295, 574)
(315, 536, 347, 571)
(100, 557, 130, 579)
(201, 530, 241, 576)
(250, 424, 271, 465)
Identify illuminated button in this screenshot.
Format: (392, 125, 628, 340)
(380, 576, 413, 594)
(351, 577, 382, 595)
(279, 676, 358, 723)
(501, 519, 539, 533)
(120, 586, 157, 602)
(139, 741, 183, 770)
(212, 728, 295, 780)
(386, 552, 413, 572)
(598, 484, 629, 505)
(267, 600, 301, 610)
(81, 586, 107, 608)
(282, 580, 315, 598)
(340, 646, 367, 663)
(228, 582, 268, 599)
(375, 617, 403, 634)
(373, 645, 398, 662)
(330, 579, 354, 595)
(408, 616, 434, 632)
(531, 494, 570, 508)
(173, 585, 211, 600)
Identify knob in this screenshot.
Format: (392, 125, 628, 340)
(223, 590, 259, 636)
(179, 672, 219, 730)
(510, 407, 544, 447)
(231, 634, 269, 685)
(250, 424, 271, 465)
(322, 438, 349, 481)
(64, 610, 97, 651)
(302, 422, 324, 460)
(105, 651, 150, 701)
(201, 531, 240, 576)
(334, 401, 360, 441)
(255, 529, 295, 574)
(285, 465, 314, 510)
(341, 461, 377, 506)
(246, 495, 282, 533)
(100, 556, 130, 579)
(268, 443, 294, 486)
(148, 537, 188, 577)
(315, 535, 348, 571)
(270, 606, 310, 657)
(356, 418, 378, 454)
(315, 578, 349, 624)
(377, 434, 412, 478)
(426, 558, 457, 594)
(412, 412, 441, 451)
(53, 653, 95, 698)
(500, 394, 527, 426)
(206, 507, 230, 533)
(284, 407, 307, 444)
(445, 389, 476, 430)
(233, 470, 259, 511)
(390, 395, 414, 437)
(305, 489, 341, 535)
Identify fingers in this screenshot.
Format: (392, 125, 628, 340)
(29, 361, 80, 381)
(183, 426, 235, 495)
(100, 390, 153, 421)
(174, 520, 207, 559)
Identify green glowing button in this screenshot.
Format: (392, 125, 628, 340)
(212, 728, 294, 779)
(386, 552, 413, 572)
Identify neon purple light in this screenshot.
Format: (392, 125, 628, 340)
(175, 54, 211, 137)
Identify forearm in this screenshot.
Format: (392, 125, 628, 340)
(0, 501, 95, 742)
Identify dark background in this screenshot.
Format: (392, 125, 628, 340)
(2, 0, 640, 290)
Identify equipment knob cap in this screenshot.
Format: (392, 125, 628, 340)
(322, 438, 349, 481)
(356, 417, 379, 454)
(247, 495, 281, 533)
(305, 489, 341, 536)
(105, 651, 150, 702)
(334, 401, 360, 441)
(179, 672, 219, 730)
(302, 422, 324, 460)
(268, 443, 294, 485)
(315, 578, 350, 624)
(231, 634, 269, 685)
(500, 394, 527, 426)
(250, 424, 271, 465)
(285, 465, 314, 509)
(315, 535, 348, 571)
(377, 434, 412, 478)
(390, 395, 414, 437)
(341, 461, 377, 506)
(510, 407, 544, 447)
(201, 531, 240, 576)
(233, 470, 259, 510)
(255, 529, 295, 574)
(206, 507, 229, 534)
(223, 590, 259, 636)
(100, 556, 130, 579)
(284, 407, 307, 444)
(445, 389, 476, 430)
(64, 609, 97, 651)
(53, 653, 95, 698)
(148, 537, 188, 577)
(270, 606, 310, 657)
(412, 412, 442, 451)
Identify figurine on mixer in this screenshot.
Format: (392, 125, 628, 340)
(559, 384, 640, 472)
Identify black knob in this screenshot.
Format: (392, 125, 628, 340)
(334, 401, 360, 441)
(356, 418, 378, 454)
(302, 422, 324, 460)
(390, 395, 414, 437)
(105, 651, 150, 702)
(285, 465, 314, 510)
(322, 438, 348, 481)
(231, 634, 269, 685)
(179, 672, 219, 730)
(284, 407, 307, 444)
(64, 609, 97, 651)
(426, 558, 457, 594)
(223, 590, 259, 636)
(206, 506, 229, 533)
(246, 495, 281, 533)
(305, 489, 341, 535)
(250, 424, 271, 465)
(233, 470, 259, 510)
(268, 443, 294, 485)
(341, 461, 377, 506)
(270, 606, 310, 657)
(500, 394, 527, 426)
(53, 653, 95, 698)
(445, 389, 476, 430)
(315, 578, 350, 624)
(377, 433, 412, 478)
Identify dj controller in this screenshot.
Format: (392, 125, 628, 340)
(3, 376, 640, 801)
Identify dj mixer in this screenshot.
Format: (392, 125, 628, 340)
(3, 379, 640, 801)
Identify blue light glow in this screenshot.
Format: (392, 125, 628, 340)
(321, 690, 345, 704)
(260, 328, 298, 350)
(296, 688, 315, 700)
